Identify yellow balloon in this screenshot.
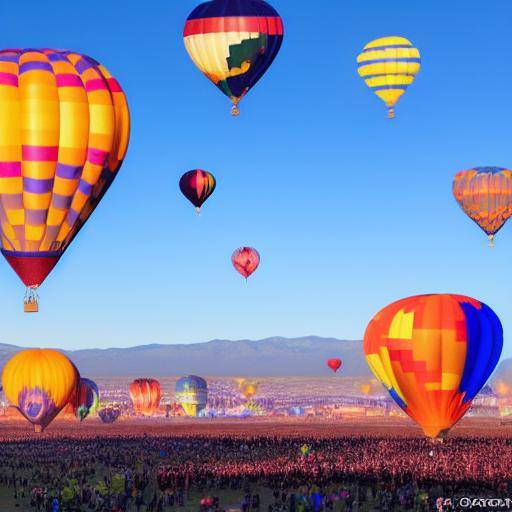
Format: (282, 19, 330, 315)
(2, 348, 79, 432)
(357, 36, 421, 118)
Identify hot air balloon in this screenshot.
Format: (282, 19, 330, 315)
(360, 383, 371, 395)
(232, 247, 260, 279)
(183, 0, 284, 115)
(237, 379, 259, 400)
(327, 358, 342, 373)
(1, 348, 79, 432)
(71, 377, 99, 422)
(453, 167, 512, 247)
(0, 49, 130, 312)
(98, 407, 120, 424)
(179, 169, 216, 214)
(175, 375, 208, 417)
(129, 378, 161, 416)
(357, 36, 421, 119)
(363, 294, 502, 438)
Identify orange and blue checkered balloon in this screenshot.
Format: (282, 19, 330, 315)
(363, 294, 502, 438)
(184, 0, 284, 115)
(0, 49, 130, 291)
(453, 166, 512, 247)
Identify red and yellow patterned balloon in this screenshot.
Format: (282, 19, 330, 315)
(232, 247, 260, 279)
(129, 379, 161, 416)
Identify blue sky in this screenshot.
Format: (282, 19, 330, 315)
(1, 1, 512, 356)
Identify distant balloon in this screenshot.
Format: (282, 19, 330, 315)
(360, 383, 371, 395)
(175, 375, 208, 417)
(453, 167, 512, 247)
(0, 49, 130, 312)
(2, 349, 79, 432)
(364, 294, 502, 438)
(98, 407, 120, 424)
(327, 358, 342, 373)
(71, 377, 99, 422)
(130, 379, 161, 416)
(179, 169, 216, 214)
(357, 36, 421, 118)
(232, 247, 260, 279)
(236, 379, 259, 400)
(183, 0, 284, 115)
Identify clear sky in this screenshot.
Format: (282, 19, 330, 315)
(1, 1, 512, 355)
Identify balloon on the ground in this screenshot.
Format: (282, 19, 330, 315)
(98, 407, 120, 424)
(179, 170, 216, 214)
(232, 247, 260, 279)
(1, 348, 79, 432)
(175, 375, 208, 417)
(0, 49, 130, 312)
(357, 36, 420, 119)
(453, 167, 512, 247)
(327, 358, 342, 373)
(130, 378, 162, 416)
(184, 0, 284, 115)
(363, 294, 502, 438)
(71, 377, 99, 422)
(237, 379, 259, 400)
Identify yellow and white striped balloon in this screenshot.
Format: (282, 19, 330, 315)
(357, 36, 421, 119)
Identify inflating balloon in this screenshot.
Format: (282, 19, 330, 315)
(179, 170, 216, 214)
(357, 36, 421, 119)
(175, 375, 208, 417)
(2, 349, 79, 432)
(184, 0, 284, 115)
(130, 378, 161, 416)
(98, 407, 120, 424)
(327, 358, 342, 373)
(71, 377, 99, 422)
(364, 294, 502, 438)
(453, 167, 512, 247)
(0, 49, 130, 312)
(232, 247, 260, 279)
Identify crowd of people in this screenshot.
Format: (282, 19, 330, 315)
(0, 432, 510, 511)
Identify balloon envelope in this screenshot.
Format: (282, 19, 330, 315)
(327, 358, 342, 373)
(2, 348, 79, 432)
(179, 169, 216, 212)
(98, 407, 120, 424)
(175, 375, 208, 417)
(232, 247, 260, 279)
(71, 377, 99, 422)
(0, 49, 130, 294)
(357, 36, 420, 118)
(184, 0, 284, 115)
(364, 294, 502, 438)
(129, 378, 161, 416)
(453, 167, 512, 246)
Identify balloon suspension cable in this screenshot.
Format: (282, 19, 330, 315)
(488, 234, 495, 248)
(231, 98, 241, 117)
(387, 107, 395, 119)
(195, 206, 201, 216)
(24, 286, 39, 313)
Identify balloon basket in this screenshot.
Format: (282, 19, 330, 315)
(387, 107, 395, 119)
(24, 287, 39, 313)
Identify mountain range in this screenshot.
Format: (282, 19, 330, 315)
(0, 336, 371, 377)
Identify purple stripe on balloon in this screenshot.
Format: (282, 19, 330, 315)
(87, 148, 108, 166)
(0, 54, 19, 63)
(44, 225, 60, 239)
(0, 72, 18, 86)
(22, 145, 58, 161)
(75, 58, 95, 74)
(2, 194, 23, 209)
(13, 226, 24, 241)
(78, 179, 93, 196)
(56, 163, 82, 179)
(0, 162, 21, 177)
(19, 61, 53, 74)
(66, 209, 80, 226)
(56, 74, 83, 87)
(26, 209, 48, 225)
(52, 193, 73, 209)
(24, 177, 54, 194)
(47, 52, 68, 62)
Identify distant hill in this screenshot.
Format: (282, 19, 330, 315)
(0, 337, 371, 377)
